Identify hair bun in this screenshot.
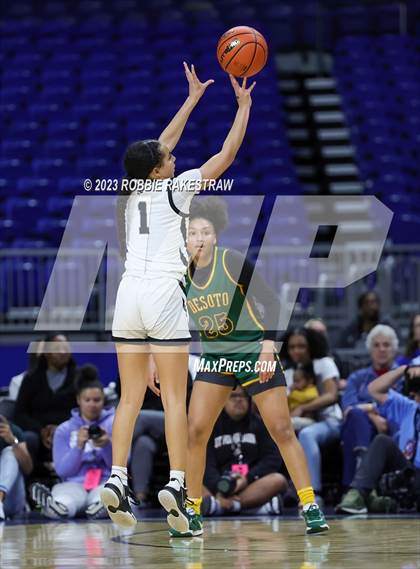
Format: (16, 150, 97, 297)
(75, 364, 100, 393)
(79, 364, 98, 381)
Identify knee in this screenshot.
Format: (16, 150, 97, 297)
(264, 472, 288, 493)
(267, 418, 295, 445)
(188, 421, 212, 447)
(372, 433, 392, 448)
(345, 407, 366, 424)
(134, 434, 157, 454)
(298, 426, 315, 447)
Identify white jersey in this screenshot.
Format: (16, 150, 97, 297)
(123, 169, 202, 280)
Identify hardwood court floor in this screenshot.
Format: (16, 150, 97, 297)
(1, 516, 419, 569)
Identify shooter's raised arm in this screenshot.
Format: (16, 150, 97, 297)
(199, 75, 256, 183)
(158, 63, 214, 152)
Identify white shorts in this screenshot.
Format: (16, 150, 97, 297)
(112, 276, 191, 343)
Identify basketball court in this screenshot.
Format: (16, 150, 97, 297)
(1, 515, 419, 568)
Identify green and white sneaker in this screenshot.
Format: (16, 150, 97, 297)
(169, 512, 203, 537)
(336, 488, 367, 515)
(302, 504, 329, 534)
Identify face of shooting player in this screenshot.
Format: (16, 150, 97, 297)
(224, 387, 250, 421)
(370, 333, 396, 369)
(150, 144, 176, 179)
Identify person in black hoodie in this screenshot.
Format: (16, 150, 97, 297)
(202, 386, 287, 516)
(14, 332, 77, 483)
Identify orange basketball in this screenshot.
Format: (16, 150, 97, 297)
(216, 26, 268, 78)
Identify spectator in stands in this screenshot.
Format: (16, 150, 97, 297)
(341, 324, 399, 487)
(280, 328, 342, 505)
(305, 317, 344, 383)
(288, 364, 319, 432)
(8, 341, 44, 401)
(304, 318, 328, 337)
(30, 365, 113, 519)
(337, 364, 420, 514)
(0, 416, 33, 520)
(202, 387, 287, 516)
(336, 291, 394, 349)
(397, 313, 420, 365)
(14, 332, 77, 482)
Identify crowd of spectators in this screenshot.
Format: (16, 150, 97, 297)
(0, 301, 419, 520)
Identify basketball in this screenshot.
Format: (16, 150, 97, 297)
(217, 26, 268, 77)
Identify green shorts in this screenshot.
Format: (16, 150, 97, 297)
(194, 353, 286, 397)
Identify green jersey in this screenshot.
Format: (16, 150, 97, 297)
(186, 247, 264, 360)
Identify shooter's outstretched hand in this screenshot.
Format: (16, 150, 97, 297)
(229, 75, 256, 107)
(183, 62, 214, 102)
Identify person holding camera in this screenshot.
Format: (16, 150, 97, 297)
(201, 387, 287, 516)
(31, 365, 114, 519)
(337, 364, 420, 514)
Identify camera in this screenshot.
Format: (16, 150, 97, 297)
(217, 471, 240, 497)
(88, 424, 103, 440)
(403, 365, 420, 396)
(378, 466, 420, 511)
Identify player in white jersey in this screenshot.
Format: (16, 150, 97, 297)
(101, 64, 256, 531)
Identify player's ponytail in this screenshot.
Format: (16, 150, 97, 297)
(117, 140, 164, 258)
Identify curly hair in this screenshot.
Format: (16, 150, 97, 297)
(189, 196, 229, 236)
(279, 327, 329, 365)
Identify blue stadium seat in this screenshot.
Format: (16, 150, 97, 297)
(1, 139, 34, 161)
(32, 158, 74, 176)
(84, 140, 120, 160)
(6, 198, 43, 224)
(36, 218, 67, 242)
(46, 197, 75, 217)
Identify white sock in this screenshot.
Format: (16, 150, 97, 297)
(230, 499, 241, 513)
(111, 466, 128, 483)
(302, 502, 317, 512)
(256, 502, 271, 515)
(168, 470, 185, 490)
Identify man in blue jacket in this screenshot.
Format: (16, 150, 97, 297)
(337, 364, 420, 514)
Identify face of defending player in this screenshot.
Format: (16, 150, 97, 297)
(77, 387, 105, 422)
(187, 217, 217, 266)
(149, 144, 176, 179)
(369, 333, 396, 369)
(287, 334, 310, 365)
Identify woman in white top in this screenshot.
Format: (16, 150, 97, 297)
(280, 327, 342, 503)
(101, 64, 256, 531)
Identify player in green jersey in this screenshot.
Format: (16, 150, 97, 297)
(177, 197, 329, 536)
